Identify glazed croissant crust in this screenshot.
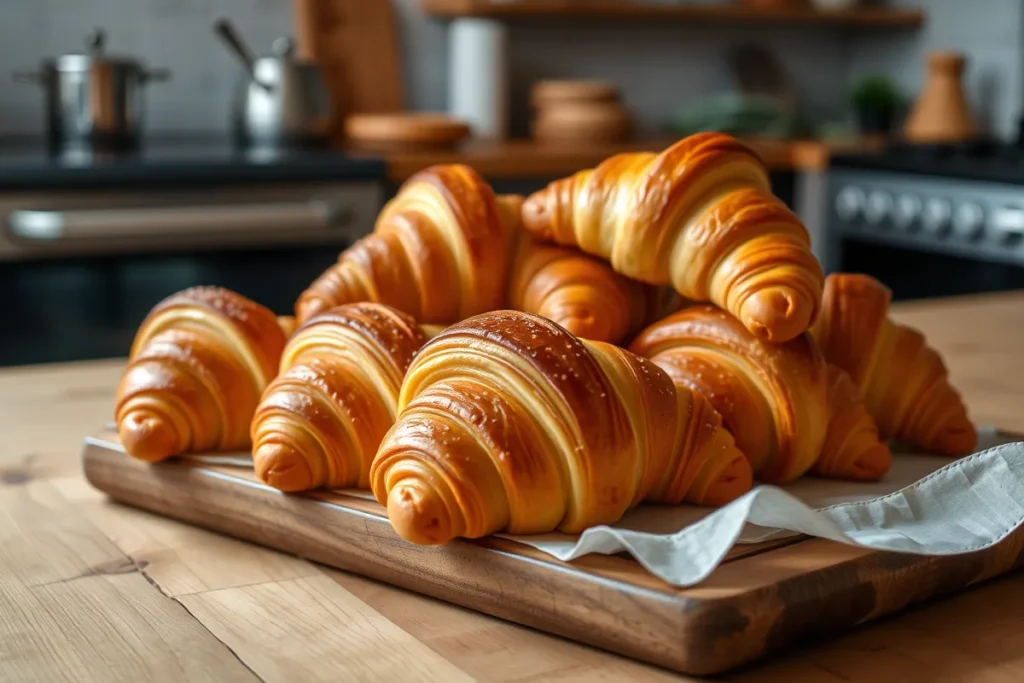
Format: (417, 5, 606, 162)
(631, 305, 893, 483)
(521, 132, 824, 343)
(810, 273, 977, 456)
(508, 230, 681, 345)
(115, 286, 287, 462)
(370, 310, 751, 545)
(251, 303, 428, 492)
(295, 164, 516, 326)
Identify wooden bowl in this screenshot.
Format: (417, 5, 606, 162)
(532, 101, 632, 144)
(530, 80, 621, 110)
(344, 113, 471, 150)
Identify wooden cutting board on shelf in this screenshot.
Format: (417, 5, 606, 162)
(81, 428, 1024, 677)
(293, 0, 405, 120)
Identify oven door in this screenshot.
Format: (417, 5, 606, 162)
(825, 169, 1024, 301)
(0, 181, 382, 367)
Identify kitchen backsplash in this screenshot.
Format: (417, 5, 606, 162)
(1, 0, 1021, 140)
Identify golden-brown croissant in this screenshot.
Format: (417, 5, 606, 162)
(115, 286, 287, 463)
(508, 231, 681, 345)
(520, 132, 824, 343)
(250, 303, 428, 492)
(295, 164, 516, 325)
(810, 273, 977, 456)
(369, 310, 751, 545)
(277, 315, 298, 339)
(815, 364, 892, 481)
(629, 305, 830, 484)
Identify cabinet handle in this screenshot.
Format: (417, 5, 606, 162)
(7, 200, 351, 242)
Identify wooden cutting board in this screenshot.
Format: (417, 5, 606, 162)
(81, 428, 1024, 676)
(293, 0, 405, 118)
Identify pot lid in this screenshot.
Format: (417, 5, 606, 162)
(51, 29, 145, 71)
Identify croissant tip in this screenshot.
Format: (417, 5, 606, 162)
(386, 483, 454, 546)
(118, 413, 179, 463)
(743, 288, 813, 343)
(253, 443, 315, 492)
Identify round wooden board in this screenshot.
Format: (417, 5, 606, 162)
(345, 113, 471, 150)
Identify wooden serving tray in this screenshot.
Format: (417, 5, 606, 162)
(82, 429, 1024, 676)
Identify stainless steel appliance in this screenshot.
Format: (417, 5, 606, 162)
(826, 141, 1024, 300)
(13, 29, 171, 149)
(0, 139, 385, 367)
(213, 19, 334, 149)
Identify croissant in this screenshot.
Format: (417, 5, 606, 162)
(277, 315, 298, 338)
(369, 310, 751, 545)
(520, 131, 824, 343)
(115, 286, 287, 463)
(630, 305, 830, 484)
(295, 164, 516, 325)
(250, 303, 428, 492)
(508, 231, 682, 344)
(815, 364, 892, 481)
(810, 273, 977, 456)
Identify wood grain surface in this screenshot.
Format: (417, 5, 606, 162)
(293, 0, 404, 130)
(2, 291, 1024, 682)
(81, 436, 1024, 676)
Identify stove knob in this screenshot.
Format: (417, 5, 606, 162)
(953, 202, 985, 240)
(893, 194, 922, 230)
(865, 191, 893, 226)
(835, 186, 866, 221)
(922, 198, 952, 235)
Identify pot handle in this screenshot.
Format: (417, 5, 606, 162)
(142, 68, 172, 84)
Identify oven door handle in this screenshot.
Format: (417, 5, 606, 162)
(6, 200, 352, 242)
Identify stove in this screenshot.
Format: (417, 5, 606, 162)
(825, 140, 1024, 300)
(0, 137, 388, 366)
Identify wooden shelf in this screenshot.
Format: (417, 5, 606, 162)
(345, 137, 883, 183)
(420, 0, 925, 28)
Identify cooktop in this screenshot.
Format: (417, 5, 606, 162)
(831, 139, 1024, 185)
(0, 137, 388, 190)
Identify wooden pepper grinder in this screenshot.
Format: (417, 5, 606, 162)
(904, 51, 977, 143)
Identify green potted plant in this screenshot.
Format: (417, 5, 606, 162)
(849, 75, 902, 135)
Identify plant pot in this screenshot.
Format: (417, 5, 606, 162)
(855, 106, 895, 135)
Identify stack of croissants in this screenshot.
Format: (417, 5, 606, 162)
(114, 132, 977, 546)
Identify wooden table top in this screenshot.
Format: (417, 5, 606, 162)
(2, 291, 1023, 682)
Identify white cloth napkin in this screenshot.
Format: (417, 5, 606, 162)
(502, 428, 1024, 586)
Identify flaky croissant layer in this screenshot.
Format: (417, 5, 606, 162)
(521, 132, 824, 343)
(370, 310, 751, 545)
(251, 303, 428, 492)
(115, 286, 287, 462)
(295, 164, 516, 326)
(810, 273, 976, 456)
(630, 304, 830, 484)
(508, 230, 682, 345)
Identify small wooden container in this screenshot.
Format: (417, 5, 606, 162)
(529, 80, 631, 144)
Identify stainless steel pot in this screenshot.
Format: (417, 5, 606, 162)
(13, 29, 171, 148)
(214, 20, 334, 148)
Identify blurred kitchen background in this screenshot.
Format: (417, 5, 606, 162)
(1, 0, 1022, 366)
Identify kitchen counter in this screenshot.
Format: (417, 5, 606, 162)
(2, 291, 1022, 682)
(367, 137, 880, 183)
(0, 139, 387, 191)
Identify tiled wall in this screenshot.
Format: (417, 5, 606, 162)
(0, 0, 1020, 141)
